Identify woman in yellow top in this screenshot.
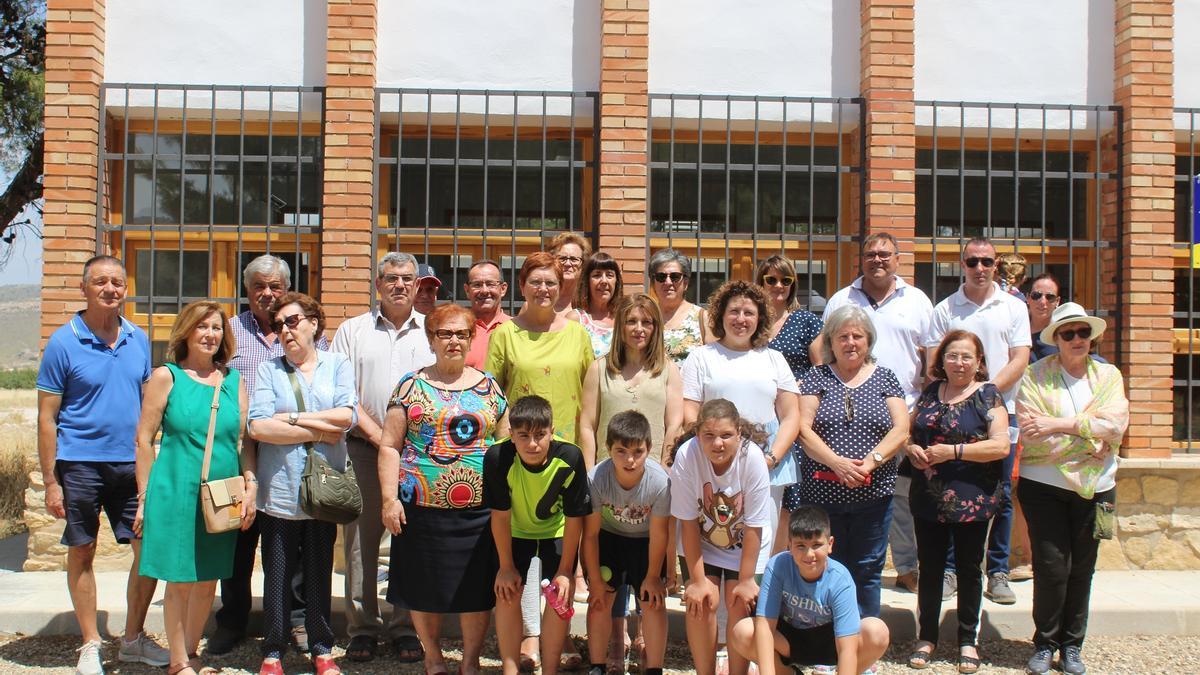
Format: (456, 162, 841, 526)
(485, 251, 595, 444)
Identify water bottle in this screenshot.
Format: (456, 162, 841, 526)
(540, 579, 574, 620)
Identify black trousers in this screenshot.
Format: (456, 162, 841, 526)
(914, 516, 989, 647)
(258, 513, 338, 658)
(214, 518, 307, 633)
(1017, 478, 1111, 650)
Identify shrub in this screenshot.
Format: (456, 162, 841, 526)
(0, 445, 29, 525)
(0, 369, 35, 390)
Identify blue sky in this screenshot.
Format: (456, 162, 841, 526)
(0, 167, 43, 287)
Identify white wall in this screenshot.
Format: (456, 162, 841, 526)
(914, 0, 1114, 130)
(377, 0, 599, 92)
(649, 0, 859, 99)
(1175, 0, 1200, 117)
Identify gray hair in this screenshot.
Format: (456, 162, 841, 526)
(818, 305, 877, 365)
(82, 255, 125, 284)
(648, 248, 692, 276)
(377, 251, 418, 279)
(242, 254, 291, 290)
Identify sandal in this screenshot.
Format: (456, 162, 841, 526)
(392, 634, 425, 664)
(313, 654, 342, 675)
(560, 642, 586, 671)
(257, 658, 284, 675)
(908, 643, 934, 669)
(519, 651, 540, 672)
(188, 653, 220, 675)
(346, 635, 378, 662)
(167, 664, 197, 675)
(958, 650, 981, 674)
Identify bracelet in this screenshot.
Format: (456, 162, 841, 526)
(955, 443, 963, 461)
(245, 477, 258, 484)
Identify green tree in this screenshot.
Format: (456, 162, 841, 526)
(0, 0, 46, 256)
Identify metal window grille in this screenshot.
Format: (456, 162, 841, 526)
(647, 94, 863, 308)
(373, 88, 598, 313)
(98, 84, 325, 362)
(913, 101, 1122, 335)
(1173, 108, 1200, 450)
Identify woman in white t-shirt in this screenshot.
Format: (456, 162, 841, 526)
(670, 398, 773, 675)
(681, 280, 801, 514)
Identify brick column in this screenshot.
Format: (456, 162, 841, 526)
(40, 0, 106, 343)
(1115, 0, 1175, 457)
(860, 0, 916, 278)
(320, 0, 377, 333)
(598, 0, 649, 293)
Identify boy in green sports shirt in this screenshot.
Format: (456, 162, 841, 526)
(483, 395, 592, 675)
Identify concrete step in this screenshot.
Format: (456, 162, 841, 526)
(1, 569, 1198, 644)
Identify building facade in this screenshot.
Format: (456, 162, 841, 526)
(41, 0, 1200, 461)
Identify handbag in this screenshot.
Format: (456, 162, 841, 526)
(199, 372, 246, 534)
(283, 359, 363, 524)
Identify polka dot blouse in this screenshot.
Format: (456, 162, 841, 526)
(768, 310, 824, 379)
(786, 363, 904, 509)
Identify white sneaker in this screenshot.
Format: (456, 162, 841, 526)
(117, 632, 169, 667)
(75, 640, 104, 675)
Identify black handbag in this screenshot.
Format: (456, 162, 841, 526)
(283, 359, 363, 524)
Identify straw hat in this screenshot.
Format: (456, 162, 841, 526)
(1039, 302, 1106, 345)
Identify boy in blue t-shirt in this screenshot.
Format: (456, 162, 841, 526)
(731, 506, 889, 675)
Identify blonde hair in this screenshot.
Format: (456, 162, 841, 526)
(167, 301, 235, 365)
(997, 252, 1027, 288)
(606, 294, 666, 378)
(549, 232, 592, 258)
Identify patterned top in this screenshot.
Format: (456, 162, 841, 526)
(663, 303, 705, 365)
(390, 371, 508, 510)
(908, 382, 1005, 523)
(768, 310, 824, 379)
(578, 311, 614, 358)
(229, 310, 329, 393)
(789, 364, 904, 507)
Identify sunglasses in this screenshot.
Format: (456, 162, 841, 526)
(762, 276, 795, 287)
(844, 390, 855, 423)
(1029, 291, 1059, 302)
(1057, 326, 1093, 342)
(964, 257, 996, 268)
(271, 313, 310, 332)
(653, 272, 685, 283)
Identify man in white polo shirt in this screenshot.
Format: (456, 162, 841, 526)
(924, 236, 1031, 605)
(824, 232, 932, 595)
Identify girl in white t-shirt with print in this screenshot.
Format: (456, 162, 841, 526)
(670, 398, 774, 675)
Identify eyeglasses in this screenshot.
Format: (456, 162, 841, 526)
(653, 272, 685, 283)
(964, 257, 996, 269)
(527, 279, 559, 289)
(762, 276, 795, 288)
(556, 255, 583, 266)
(844, 390, 855, 423)
(1029, 291, 1059, 302)
(862, 251, 894, 261)
(467, 280, 504, 290)
(381, 274, 416, 286)
(271, 313, 310, 332)
(1057, 326, 1093, 342)
(433, 329, 472, 342)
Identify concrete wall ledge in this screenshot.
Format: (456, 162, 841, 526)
(1120, 456, 1200, 471)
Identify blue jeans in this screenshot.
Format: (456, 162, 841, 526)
(804, 496, 893, 618)
(948, 423, 1016, 576)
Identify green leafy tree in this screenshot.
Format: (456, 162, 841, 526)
(0, 0, 46, 257)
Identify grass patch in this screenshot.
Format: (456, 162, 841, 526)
(0, 369, 35, 390)
(0, 445, 30, 533)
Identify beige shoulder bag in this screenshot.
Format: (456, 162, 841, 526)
(198, 372, 246, 533)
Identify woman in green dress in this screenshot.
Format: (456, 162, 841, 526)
(135, 301, 255, 675)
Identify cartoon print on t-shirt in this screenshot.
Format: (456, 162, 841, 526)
(699, 482, 744, 550)
(601, 500, 650, 526)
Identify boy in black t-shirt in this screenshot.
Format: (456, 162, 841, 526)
(483, 395, 592, 675)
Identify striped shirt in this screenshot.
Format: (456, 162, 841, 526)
(228, 310, 329, 392)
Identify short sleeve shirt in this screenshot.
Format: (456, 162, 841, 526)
(757, 553, 861, 637)
(670, 437, 774, 573)
(681, 343, 800, 431)
(588, 459, 671, 538)
(794, 364, 904, 505)
(768, 310, 823, 380)
(908, 382, 1005, 523)
(36, 313, 151, 462)
(482, 438, 593, 539)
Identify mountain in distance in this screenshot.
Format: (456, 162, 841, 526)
(0, 285, 40, 369)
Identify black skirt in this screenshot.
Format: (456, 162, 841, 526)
(387, 503, 497, 613)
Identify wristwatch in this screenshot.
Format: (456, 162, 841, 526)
(871, 452, 885, 463)
(288, 411, 300, 425)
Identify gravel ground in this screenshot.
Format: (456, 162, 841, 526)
(1, 632, 1198, 674)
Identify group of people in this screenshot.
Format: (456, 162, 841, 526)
(37, 229, 1127, 675)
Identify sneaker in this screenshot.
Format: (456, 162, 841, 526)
(894, 570, 919, 593)
(861, 665, 879, 675)
(810, 666, 835, 674)
(1009, 564, 1034, 582)
(118, 632, 169, 667)
(205, 625, 245, 656)
(985, 572, 1017, 605)
(942, 571, 958, 600)
(1059, 645, 1087, 675)
(1025, 645, 1055, 675)
(75, 640, 104, 675)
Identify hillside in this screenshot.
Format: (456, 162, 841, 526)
(0, 285, 39, 369)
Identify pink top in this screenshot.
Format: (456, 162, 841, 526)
(466, 309, 511, 370)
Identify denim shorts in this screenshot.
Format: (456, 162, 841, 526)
(56, 460, 139, 547)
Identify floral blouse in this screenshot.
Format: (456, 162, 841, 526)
(908, 381, 1005, 523)
(390, 371, 508, 509)
(664, 303, 704, 365)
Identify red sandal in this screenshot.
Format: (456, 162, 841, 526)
(258, 657, 284, 675)
(313, 654, 342, 675)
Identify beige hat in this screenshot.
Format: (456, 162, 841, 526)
(1040, 302, 1106, 345)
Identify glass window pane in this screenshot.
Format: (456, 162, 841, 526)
(135, 249, 210, 314)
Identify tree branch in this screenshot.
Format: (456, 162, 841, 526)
(0, 134, 43, 239)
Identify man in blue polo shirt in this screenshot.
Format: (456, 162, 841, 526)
(37, 255, 168, 675)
